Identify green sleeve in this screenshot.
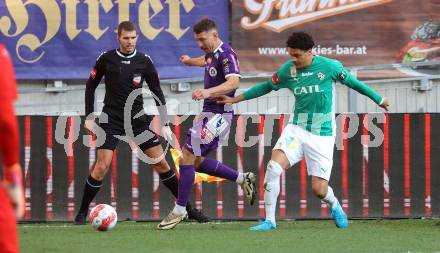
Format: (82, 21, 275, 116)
(331, 60, 383, 105)
(242, 80, 273, 100)
(242, 62, 291, 100)
(339, 70, 383, 105)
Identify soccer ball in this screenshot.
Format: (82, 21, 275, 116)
(89, 204, 117, 231)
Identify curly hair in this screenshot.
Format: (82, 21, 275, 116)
(286, 32, 315, 50)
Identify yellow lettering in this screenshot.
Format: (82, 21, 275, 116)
(117, 0, 136, 30)
(15, 0, 61, 63)
(0, 0, 29, 37)
(84, 0, 113, 40)
(63, 0, 81, 40)
(16, 34, 45, 63)
(1, 0, 199, 63)
(165, 0, 195, 40)
(138, 0, 164, 40)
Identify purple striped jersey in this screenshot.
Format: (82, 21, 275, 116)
(203, 42, 241, 113)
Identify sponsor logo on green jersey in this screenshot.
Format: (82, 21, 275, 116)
(293, 85, 324, 95)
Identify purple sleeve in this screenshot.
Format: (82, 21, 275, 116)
(221, 51, 240, 78)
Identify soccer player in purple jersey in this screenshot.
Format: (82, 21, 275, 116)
(157, 18, 256, 230)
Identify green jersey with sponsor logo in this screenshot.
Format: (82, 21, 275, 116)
(243, 55, 383, 136)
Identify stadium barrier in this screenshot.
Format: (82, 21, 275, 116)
(13, 114, 439, 221)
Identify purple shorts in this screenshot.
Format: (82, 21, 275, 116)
(183, 112, 233, 157)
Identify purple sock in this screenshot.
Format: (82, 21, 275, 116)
(197, 159, 238, 182)
(176, 165, 195, 207)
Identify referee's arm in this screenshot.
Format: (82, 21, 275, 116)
(85, 56, 105, 116)
(144, 62, 169, 125)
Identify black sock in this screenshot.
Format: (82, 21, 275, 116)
(159, 170, 178, 198)
(78, 175, 102, 214)
(159, 170, 193, 211)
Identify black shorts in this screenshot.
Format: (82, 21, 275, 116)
(96, 108, 161, 151)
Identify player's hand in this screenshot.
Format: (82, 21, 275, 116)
(211, 95, 235, 105)
(84, 119, 97, 141)
(180, 55, 192, 65)
(161, 125, 173, 143)
(192, 89, 210, 100)
(2, 163, 25, 220)
(161, 125, 181, 151)
(379, 97, 390, 111)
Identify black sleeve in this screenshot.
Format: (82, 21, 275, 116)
(85, 53, 105, 116)
(144, 57, 169, 125)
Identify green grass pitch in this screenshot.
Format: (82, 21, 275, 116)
(19, 220, 440, 253)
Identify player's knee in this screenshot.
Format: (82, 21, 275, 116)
(152, 159, 170, 174)
(179, 148, 196, 165)
(311, 184, 327, 199)
(93, 160, 110, 179)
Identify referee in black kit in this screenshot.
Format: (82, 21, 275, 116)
(74, 21, 209, 224)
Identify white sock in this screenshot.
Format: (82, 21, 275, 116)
(322, 186, 338, 209)
(173, 204, 187, 215)
(264, 160, 283, 225)
(235, 172, 244, 184)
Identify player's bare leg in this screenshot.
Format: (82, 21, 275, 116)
(312, 176, 348, 229)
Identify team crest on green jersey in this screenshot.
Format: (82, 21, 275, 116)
(271, 73, 280, 84)
(290, 66, 296, 77)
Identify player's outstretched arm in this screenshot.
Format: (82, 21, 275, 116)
(144, 69, 178, 146)
(212, 80, 275, 104)
(212, 94, 245, 104)
(337, 69, 390, 111)
(180, 55, 205, 67)
(379, 97, 390, 111)
(192, 75, 240, 100)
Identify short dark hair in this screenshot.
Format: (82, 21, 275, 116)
(193, 18, 217, 34)
(286, 32, 314, 50)
(118, 21, 137, 36)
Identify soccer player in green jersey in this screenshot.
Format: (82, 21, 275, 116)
(214, 32, 390, 231)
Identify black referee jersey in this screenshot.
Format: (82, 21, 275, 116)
(85, 49, 167, 121)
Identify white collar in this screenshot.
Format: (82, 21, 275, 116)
(116, 49, 137, 58)
(213, 42, 224, 53)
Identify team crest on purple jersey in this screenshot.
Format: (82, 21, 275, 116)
(208, 67, 218, 77)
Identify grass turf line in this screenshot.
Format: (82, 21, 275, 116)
(19, 220, 440, 253)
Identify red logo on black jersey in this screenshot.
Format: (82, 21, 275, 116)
(132, 74, 142, 87)
(271, 73, 280, 85)
(90, 68, 97, 79)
